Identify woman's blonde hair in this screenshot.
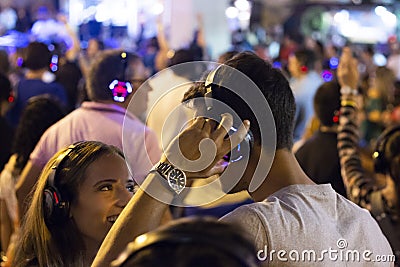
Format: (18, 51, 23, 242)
(12, 141, 124, 267)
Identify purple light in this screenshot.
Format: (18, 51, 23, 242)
(321, 70, 333, 82)
(16, 57, 23, 67)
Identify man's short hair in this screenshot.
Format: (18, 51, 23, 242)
(23, 42, 51, 71)
(87, 50, 141, 101)
(293, 49, 317, 71)
(313, 81, 340, 127)
(183, 52, 296, 150)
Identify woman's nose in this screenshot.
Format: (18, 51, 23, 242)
(115, 187, 133, 208)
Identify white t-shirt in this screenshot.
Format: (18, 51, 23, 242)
(221, 184, 393, 266)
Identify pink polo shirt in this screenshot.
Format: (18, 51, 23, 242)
(30, 101, 161, 182)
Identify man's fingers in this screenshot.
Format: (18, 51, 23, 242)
(203, 119, 212, 133)
(223, 120, 251, 151)
(351, 57, 358, 69)
(213, 113, 234, 142)
(339, 47, 352, 66)
(342, 47, 352, 59)
(191, 117, 206, 129)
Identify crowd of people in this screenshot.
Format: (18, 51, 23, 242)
(0, 6, 399, 267)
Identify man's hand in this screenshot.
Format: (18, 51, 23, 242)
(161, 114, 250, 178)
(337, 47, 359, 89)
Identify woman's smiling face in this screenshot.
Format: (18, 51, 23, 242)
(70, 152, 135, 245)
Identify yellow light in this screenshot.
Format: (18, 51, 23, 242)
(135, 234, 148, 244)
(121, 52, 127, 59)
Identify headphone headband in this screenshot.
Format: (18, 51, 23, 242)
(109, 52, 133, 103)
(203, 65, 254, 162)
(44, 143, 79, 225)
(47, 144, 76, 188)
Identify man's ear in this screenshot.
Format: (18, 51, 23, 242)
(390, 155, 400, 184)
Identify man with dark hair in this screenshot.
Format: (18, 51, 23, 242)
(295, 81, 347, 197)
(16, 50, 161, 213)
(93, 52, 392, 267)
(6, 41, 67, 127)
(288, 49, 323, 142)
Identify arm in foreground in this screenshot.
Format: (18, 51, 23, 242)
(91, 116, 250, 267)
(337, 47, 376, 208)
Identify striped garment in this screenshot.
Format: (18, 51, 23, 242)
(337, 94, 377, 211)
(338, 93, 399, 265)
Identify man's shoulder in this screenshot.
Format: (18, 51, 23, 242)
(221, 201, 271, 224)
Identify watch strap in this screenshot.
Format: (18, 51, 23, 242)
(152, 161, 186, 194)
(153, 161, 174, 179)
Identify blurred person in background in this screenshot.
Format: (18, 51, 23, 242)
(15, 50, 160, 218)
(78, 38, 104, 78)
(288, 49, 324, 142)
(0, 50, 10, 76)
(338, 47, 400, 265)
(386, 36, 400, 82)
(0, 3, 17, 35)
(0, 95, 65, 258)
(295, 81, 346, 197)
(5, 41, 67, 128)
(0, 74, 14, 171)
(361, 66, 396, 146)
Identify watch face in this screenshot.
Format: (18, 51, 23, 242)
(167, 169, 186, 194)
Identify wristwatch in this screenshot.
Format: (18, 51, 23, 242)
(340, 85, 358, 95)
(153, 161, 186, 194)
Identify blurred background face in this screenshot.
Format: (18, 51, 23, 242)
(70, 153, 134, 245)
(128, 60, 152, 117)
(87, 39, 101, 58)
(288, 54, 301, 78)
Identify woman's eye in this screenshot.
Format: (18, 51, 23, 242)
(99, 185, 113, 191)
(126, 184, 137, 193)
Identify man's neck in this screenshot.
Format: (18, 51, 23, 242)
(319, 125, 338, 133)
(250, 149, 315, 202)
(25, 69, 46, 79)
(97, 100, 128, 109)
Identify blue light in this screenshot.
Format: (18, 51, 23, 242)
(50, 63, 58, 72)
(272, 61, 282, 69)
(329, 57, 339, 70)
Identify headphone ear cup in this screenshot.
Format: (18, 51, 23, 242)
(374, 153, 386, 175)
(109, 80, 133, 103)
(43, 186, 69, 225)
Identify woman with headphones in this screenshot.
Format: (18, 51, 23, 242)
(338, 47, 400, 266)
(10, 141, 135, 267)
